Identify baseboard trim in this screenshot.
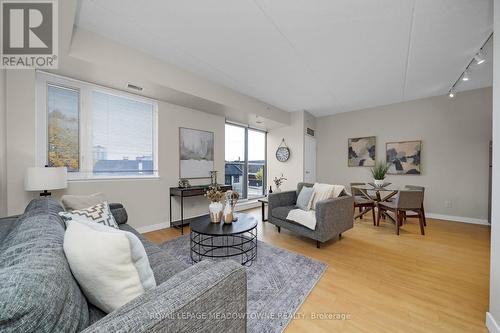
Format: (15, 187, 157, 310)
(136, 221, 171, 234)
(235, 200, 261, 211)
(136, 212, 208, 233)
(426, 213, 489, 226)
(487, 312, 500, 333)
(136, 202, 261, 234)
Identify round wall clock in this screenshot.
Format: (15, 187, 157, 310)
(276, 139, 290, 162)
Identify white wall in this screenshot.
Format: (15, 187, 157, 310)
(316, 88, 492, 223)
(487, 1, 500, 331)
(4, 70, 225, 231)
(266, 110, 319, 191)
(267, 111, 305, 191)
(5, 70, 36, 217)
(0, 69, 6, 217)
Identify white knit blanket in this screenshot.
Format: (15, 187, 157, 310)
(286, 183, 345, 230)
(286, 209, 317, 230)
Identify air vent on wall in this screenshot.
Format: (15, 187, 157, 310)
(306, 128, 315, 137)
(127, 83, 143, 91)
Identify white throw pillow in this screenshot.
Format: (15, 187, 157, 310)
(59, 201, 119, 229)
(63, 219, 156, 313)
(308, 183, 346, 210)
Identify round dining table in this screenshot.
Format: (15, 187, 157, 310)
(351, 184, 406, 223)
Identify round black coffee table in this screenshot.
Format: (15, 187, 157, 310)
(189, 213, 257, 266)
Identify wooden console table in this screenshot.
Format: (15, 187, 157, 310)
(169, 185, 232, 234)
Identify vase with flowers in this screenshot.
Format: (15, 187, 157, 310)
(206, 185, 224, 223)
(223, 190, 240, 224)
(273, 174, 287, 192)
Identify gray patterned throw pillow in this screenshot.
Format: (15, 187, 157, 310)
(59, 201, 119, 228)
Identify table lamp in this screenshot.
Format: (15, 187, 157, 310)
(24, 166, 68, 196)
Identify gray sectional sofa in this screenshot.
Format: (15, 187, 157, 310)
(268, 182, 354, 248)
(0, 198, 247, 332)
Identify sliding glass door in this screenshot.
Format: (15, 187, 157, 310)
(225, 123, 266, 200)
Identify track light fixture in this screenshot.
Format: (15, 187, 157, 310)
(475, 51, 486, 65)
(462, 71, 470, 81)
(446, 32, 493, 99)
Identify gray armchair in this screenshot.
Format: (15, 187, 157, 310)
(267, 183, 354, 248)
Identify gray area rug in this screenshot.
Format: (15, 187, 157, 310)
(161, 236, 327, 333)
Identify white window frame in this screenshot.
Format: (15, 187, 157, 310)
(36, 71, 159, 181)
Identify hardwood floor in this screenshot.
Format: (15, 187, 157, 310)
(144, 209, 491, 333)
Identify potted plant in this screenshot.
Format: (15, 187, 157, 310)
(370, 161, 391, 187)
(206, 185, 224, 223)
(273, 174, 287, 192)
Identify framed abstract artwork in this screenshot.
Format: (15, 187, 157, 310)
(348, 136, 376, 167)
(179, 127, 214, 179)
(386, 140, 422, 175)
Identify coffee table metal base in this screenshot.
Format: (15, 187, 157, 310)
(190, 227, 257, 266)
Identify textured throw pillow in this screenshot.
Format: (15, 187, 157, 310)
(63, 219, 156, 313)
(59, 201, 119, 228)
(296, 186, 314, 211)
(61, 193, 107, 211)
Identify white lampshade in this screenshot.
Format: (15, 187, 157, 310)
(25, 167, 68, 191)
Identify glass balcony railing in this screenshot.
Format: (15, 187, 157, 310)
(224, 162, 244, 198)
(224, 161, 265, 199)
(247, 162, 264, 199)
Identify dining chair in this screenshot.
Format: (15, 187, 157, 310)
(403, 185, 426, 226)
(350, 182, 376, 225)
(377, 190, 425, 235)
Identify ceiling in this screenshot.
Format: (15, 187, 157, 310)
(76, 0, 493, 117)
